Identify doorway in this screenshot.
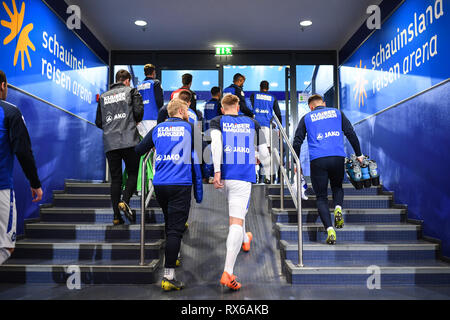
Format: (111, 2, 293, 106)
(160, 69, 219, 115)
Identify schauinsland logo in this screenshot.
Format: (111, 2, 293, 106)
(1, 0, 35, 70)
(353, 59, 368, 108)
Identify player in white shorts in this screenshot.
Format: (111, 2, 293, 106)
(0, 190, 17, 253)
(0, 70, 43, 265)
(210, 94, 270, 290)
(249, 81, 283, 184)
(136, 64, 164, 138)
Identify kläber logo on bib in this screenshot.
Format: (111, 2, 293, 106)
(1, 0, 35, 70)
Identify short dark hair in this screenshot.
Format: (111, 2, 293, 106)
(178, 90, 192, 103)
(0, 70, 6, 85)
(233, 73, 244, 83)
(260, 80, 269, 91)
(308, 94, 324, 106)
(182, 73, 193, 86)
(144, 64, 156, 76)
(211, 86, 221, 96)
(116, 69, 131, 83)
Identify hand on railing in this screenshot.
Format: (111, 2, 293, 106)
(293, 166, 303, 175)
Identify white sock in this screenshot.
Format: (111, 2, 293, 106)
(224, 224, 243, 275)
(164, 268, 175, 280)
(327, 227, 334, 232)
(335, 205, 342, 211)
(0, 248, 11, 265)
(242, 220, 249, 243)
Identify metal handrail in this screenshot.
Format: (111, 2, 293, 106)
(140, 151, 154, 266)
(269, 116, 304, 267)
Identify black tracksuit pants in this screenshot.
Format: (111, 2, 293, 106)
(106, 147, 140, 217)
(310, 156, 345, 229)
(154, 185, 192, 268)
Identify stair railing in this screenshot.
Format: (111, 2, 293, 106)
(269, 116, 304, 267)
(140, 151, 154, 266)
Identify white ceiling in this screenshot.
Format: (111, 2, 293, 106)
(66, 0, 382, 51)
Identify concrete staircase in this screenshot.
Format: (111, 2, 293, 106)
(268, 183, 450, 285)
(0, 180, 165, 284)
(2, 179, 450, 287)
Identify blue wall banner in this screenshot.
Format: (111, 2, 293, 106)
(8, 87, 105, 235)
(340, 0, 449, 123)
(0, 0, 108, 123)
(340, 0, 450, 258)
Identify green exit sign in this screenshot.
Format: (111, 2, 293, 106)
(215, 46, 233, 56)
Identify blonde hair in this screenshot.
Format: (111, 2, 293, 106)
(221, 94, 240, 109)
(167, 98, 188, 117)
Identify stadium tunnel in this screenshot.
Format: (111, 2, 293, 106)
(0, 0, 449, 301)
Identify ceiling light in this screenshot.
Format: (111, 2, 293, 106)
(135, 20, 147, 27)
(300, 20, 312, 27)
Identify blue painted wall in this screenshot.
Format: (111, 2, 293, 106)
(0, 0, 109, 235)
(8, 87, 105, 236)
(340, 0, 450, 257)
(347, 81, 450, 257)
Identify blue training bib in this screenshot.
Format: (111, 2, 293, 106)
(304, 107, 346, 161)
(152, 120, 193, 185)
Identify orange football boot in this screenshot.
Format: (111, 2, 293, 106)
(242, 232, 253, 252)
(220, 271, 241, 290)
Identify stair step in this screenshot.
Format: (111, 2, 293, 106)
(284, 259, 450, 267)
(268, 185, 380, 196)
(52, 194, 158, 208)
(279, 240, 439, 263)
(284, 259, 450, 285)
(269, 194, 393, 209)
(65, 182, 111, 194)
(40, 207, 164, 223)
(275, 223, 421, 242)
(12, 239, 164, 261)
(272, 208, 406, 223)
(25, 223, 165, 241)
(0, 259, 161, 284)
(269, 194, 391, 200)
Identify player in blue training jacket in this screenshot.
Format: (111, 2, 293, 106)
(293, 94, 364, 245)
(250, 80, 283, 183)
(210, 94, 271, 291)
(202, 87, 222, 183)
(203, 86, 222, 131)
(135, 98, 203, 292)
(136, 64, 164, 137)
(223, 73, 254, 118)
(0, 70, 43, 266)
(157, 90, 200, 129)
